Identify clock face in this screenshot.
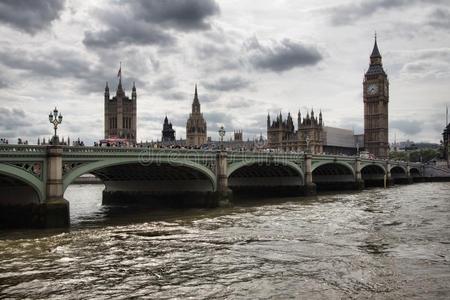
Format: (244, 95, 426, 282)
(367, 83, 378, 95)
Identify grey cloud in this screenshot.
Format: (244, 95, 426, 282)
(391, 119, 422, 135)
(153, 76, 178, 91)
(0, 48, 90, 78)
(129, 0, 220, 31)
(225, 97, 257, 109)
(204, 111, 233, 131)
(157, 91, 186, 101)
(0, 77, 8, 89)
(428, 8, 450, 29)
(326, 0, 443, 26)
(83, 23, 175, 48)
(0, 0, 65, 34)
(196, 42, 234, 60)
(244, 38, 322, 73)
(84, 0, 219, 49)
(0, 47, 145, 94)
(396, 48, 450, 79)
(0, 107, 47, 140)
(203, 76, 251, 91)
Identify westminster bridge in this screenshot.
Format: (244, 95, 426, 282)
(0, 145, 424, 228)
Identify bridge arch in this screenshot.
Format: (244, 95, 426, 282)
(312, 161, 355, 176)
(360, 163, 386, 187)
(63, 158, 217, 193)
(0, 163, 44, 202)
(227, 160, 304, 195)
(312, 161, 355, 190)
(227, 160, 304, 180)
(409, 167, 422, 177)
(390, 165, 407, 175)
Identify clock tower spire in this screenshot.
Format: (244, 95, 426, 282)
(363, 34, 389, 158)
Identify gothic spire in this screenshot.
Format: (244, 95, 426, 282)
(104, 81, 109, 100)
(192, 84, 200, 113)
(370, 33, 381, 58)
(116, 62, 124, 95)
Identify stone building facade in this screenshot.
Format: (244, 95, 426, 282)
(104, 76, 137, 144)
(186, 85, 207, 147)
(162, 116, 175, 142)
(363, 36, 389, 158)
(234, 130, 243, 141)
(267, 110, 324, 153)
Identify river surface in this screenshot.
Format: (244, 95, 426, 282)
(0, 183, 449, 299)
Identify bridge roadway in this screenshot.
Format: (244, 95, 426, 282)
(0, 145, 424, 228)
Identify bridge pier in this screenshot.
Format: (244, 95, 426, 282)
(406, 164, 414, 184)
(215, 151, 232, 205)
(0, 146, 69, 229)
(43, 146, 69, 228)
(354, 158, 365, 190)
(304, 153, 317, 196)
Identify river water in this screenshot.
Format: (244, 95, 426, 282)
(0, 183, 449, 299)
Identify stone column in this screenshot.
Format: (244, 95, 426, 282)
(385, 161, 393, 187)
(304, 153, 316, 196)
(354, 157, 364, 190)
(215, 151, 232, 205)
(44, 146, 69, 228)
(406, 163, 413, 184)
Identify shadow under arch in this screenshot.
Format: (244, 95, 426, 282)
(409, 167, 421, 177)
(312, 162, 356, 191)
(63, 158, 217, 193)
(0, 163, 44, 203)
(227, 160, 304, 197)
(390, 165, 409, 184)
(361, 163, 386, 187)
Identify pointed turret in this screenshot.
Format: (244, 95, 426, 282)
(104, 82, 109, 101)
(370, 34, 381, 58)
(132, 81, 136, 100)
(267, 113, 271, 128)
(370, 33, 382, 65)
(319, 110, 323, 126)
(192, 84, 201, 113)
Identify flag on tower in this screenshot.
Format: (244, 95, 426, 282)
(117, 65, 121, 78)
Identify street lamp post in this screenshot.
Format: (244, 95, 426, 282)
(356, 142, 360, 157)
(49, 107, 63, 145)
(218, 126, 225, 150)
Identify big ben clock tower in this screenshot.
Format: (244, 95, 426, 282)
(363, 35, 389, 158)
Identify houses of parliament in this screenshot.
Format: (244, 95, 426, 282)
(103, 37, 389, 158)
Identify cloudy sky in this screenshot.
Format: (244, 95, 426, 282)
(0, 0, 449, 145)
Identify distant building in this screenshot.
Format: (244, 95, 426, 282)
(234, 130, 243, 141)
(363, 36, 389, 158)
(267, 109, 324, 153)
(267, 110, 362, 155)
(162, 116, 175, 142)
(323, 127, 362, 155)
(104, 72, 137, 144)
(186, 85, 207, 147)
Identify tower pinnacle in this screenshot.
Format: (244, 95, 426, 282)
(192, 84, 201, 113)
